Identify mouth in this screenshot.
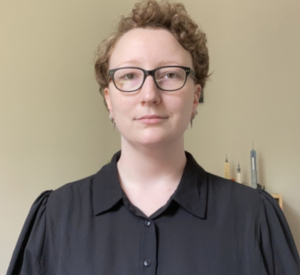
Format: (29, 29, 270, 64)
(135, 114, 168, 124)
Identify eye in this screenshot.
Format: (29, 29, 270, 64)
(124, 73, 136, 80)
(116, 70, 142, 81)
(156, 68, 185, 81)
(157, 73, 177, 83)
(167, 72, 178, 79)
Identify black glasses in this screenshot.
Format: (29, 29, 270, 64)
(108, 66, 196, 92)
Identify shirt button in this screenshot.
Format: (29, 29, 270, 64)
(143, 259, 152, 267)
(144, 220, 152, 227)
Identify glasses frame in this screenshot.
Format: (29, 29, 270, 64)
(108, 66, 196, 93)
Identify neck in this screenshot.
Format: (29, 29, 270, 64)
(117, 137, 186, 189)
(116, 137, 187, 217)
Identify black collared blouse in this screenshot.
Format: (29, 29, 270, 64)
(7, 152, 300, 275)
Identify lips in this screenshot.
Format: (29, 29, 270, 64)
(135, 114, 168, 124)
(137, 114, 167, 120)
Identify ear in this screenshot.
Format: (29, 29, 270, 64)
(104, 87, 113, 115)
(192, 84, 201, 112)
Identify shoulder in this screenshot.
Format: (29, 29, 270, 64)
(206, 172, 261, 204)
(204, 173, 282, 221)
(49, 174, 94, 201)
(45, 173, 97, 217)
(205, 174, 300, 272)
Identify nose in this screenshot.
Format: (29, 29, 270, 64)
(139, 75, 161, 106)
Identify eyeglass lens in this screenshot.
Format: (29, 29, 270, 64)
(113, 67, 187, 92)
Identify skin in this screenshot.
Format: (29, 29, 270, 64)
(104, 28, 201, 216)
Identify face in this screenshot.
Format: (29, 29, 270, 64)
(104, 28, 201, 148)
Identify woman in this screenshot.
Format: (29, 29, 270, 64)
(7, 0, 300, 274)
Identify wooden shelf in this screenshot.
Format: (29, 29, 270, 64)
(271, 193, 283, 210)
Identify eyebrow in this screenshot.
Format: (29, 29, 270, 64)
(113, 59, 183, 69)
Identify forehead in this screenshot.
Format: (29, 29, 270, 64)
(109, 28, 193, 69)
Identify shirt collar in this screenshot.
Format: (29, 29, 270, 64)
(92, 151, 208, 219)
(171, 151, 208, 219)
(92, 151, 123, 216)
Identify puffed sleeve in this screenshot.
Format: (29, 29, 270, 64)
(258, 190, 300, 274)
(7, 190, 52, 275)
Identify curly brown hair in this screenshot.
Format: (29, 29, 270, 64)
(94, 0, 209, 104)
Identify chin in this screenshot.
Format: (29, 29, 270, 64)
(122, 127, 184, 148)
(138, 136, 167, 147)
(139, 133, 183, 149)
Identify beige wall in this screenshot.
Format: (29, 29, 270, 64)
(184, 0, 300, 254)
(1, 0, 299, 272)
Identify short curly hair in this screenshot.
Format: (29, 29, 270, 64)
(94, 0, 209, 104)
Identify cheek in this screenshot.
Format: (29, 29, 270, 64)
(110, 94, 136, 118)
(167, 100, 192, 129)
(173, 93, 194, 116)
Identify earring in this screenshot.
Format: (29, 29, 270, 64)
(109, 114, 115, 130)
(190, 111, 198, 128)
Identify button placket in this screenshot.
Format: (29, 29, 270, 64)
(140, 218, 156, 272)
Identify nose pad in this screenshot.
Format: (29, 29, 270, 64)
(140, 73, 161, 105)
